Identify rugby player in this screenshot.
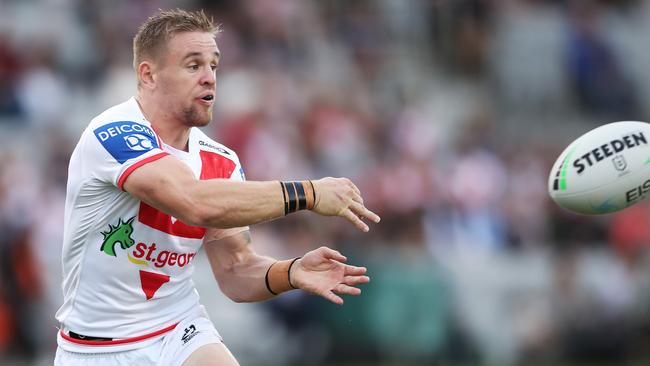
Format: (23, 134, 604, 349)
(54, 9, 379, 366)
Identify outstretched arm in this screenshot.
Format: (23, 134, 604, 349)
(123, 155, 380, 231)
(204, 230, 369, 304)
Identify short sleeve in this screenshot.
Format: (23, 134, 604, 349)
(83, 120, 169, 190)
(230, 154, 246, 182)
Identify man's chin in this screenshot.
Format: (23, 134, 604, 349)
(182, 108, 212, 127)
(194, 118, 211, 127)
(194, 112, 212, 127)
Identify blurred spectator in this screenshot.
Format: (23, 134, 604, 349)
(490, 0, 570, 114)
(502, 145, 552, 249)
(566, 1, 640, 120)
(0, 153, 43, 362)
(16, 44, 68, 127)
(446, 115, 509, 254)
(0, 34, 23, 119)
(609, 202, 650, 266)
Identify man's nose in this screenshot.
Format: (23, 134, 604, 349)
(200, 67, 216, 86)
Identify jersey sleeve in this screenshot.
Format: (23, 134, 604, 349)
(204, 149, 249, 243)
(83, 120, 169, 190)
(230, 152, 246, 182)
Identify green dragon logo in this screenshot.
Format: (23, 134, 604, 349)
(100, 217, 136, 257)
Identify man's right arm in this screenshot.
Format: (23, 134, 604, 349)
(122, 155, 380, 231)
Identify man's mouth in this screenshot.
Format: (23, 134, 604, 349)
(197, 94, 215, 106)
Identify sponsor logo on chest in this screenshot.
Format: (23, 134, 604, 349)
(99, 217, 197, 268)
(99, 217, 198, 300)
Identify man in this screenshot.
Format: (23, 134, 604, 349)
(54, 9, 380, 366)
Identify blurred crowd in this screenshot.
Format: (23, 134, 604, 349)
(3, 0, 650, 365)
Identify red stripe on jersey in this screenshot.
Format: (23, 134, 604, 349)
(117, 152, 170, 191)
(136, 148, 237, 239)
(60, 322, 178, 346)
(199, 150, 237, 180)
(138, 202, 206, 239)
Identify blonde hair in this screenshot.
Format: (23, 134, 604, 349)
(133, 9, 220, 69)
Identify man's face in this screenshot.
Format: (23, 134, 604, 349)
(154, 31, 220, 127)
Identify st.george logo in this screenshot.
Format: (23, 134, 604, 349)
(100, 217, 136, 257)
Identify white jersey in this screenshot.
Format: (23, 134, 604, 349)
(56, 97, 246, 353)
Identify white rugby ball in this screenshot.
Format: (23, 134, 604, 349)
(548, 121, 650, 214)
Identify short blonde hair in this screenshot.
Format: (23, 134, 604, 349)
(133, 9, 220, 69)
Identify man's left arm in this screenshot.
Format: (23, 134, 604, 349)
(204, 231, 370, 304)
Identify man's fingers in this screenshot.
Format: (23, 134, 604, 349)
(344, 265, 367, 276)
(348, 183, 363, 204)
(343, 275, 370, 286)
(342, 209, 369, 232)
(349, 202, 381, 224)
(320, 246, 346, 262)
(351, 192, 364, 205)
(323, 291, 344, 305)
(334, 284, 362, 296)
(345, 179, 362, 198)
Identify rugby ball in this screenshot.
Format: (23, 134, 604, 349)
(548, 121, 650, 214)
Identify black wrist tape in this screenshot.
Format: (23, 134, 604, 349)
(286, 182, 297, 213)
(281, 181, 310, 214)
(295, 182, 307, 210)
(280, 181, 289, 215)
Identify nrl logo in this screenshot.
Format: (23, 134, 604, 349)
(100, 217, 136, 257)
(612, 155, 627, 172)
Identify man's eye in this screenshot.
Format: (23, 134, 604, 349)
(210, 65, 218, 71)
(188, 65, 199, 71)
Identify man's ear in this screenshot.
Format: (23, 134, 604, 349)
(137, 61, 156, 90)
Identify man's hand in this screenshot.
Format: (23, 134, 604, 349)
(290, 246, 370, 305)
(310, 177, 380, 232)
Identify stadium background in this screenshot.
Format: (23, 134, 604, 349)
(2, 0, 650, 365)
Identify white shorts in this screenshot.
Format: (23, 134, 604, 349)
(55, 315, 222, 366)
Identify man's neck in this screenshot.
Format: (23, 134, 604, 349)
(135, 95, 191, 152)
